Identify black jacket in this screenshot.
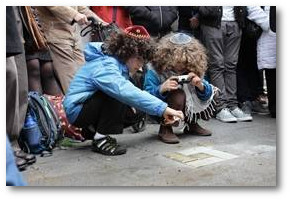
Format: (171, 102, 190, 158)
(124, 6, 178, 36)
(178, 6, 196, 32)
(198, 6, 247, 29)
(6, 6, 24, 57)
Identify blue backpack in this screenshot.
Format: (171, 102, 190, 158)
(19, 91, 62, 154)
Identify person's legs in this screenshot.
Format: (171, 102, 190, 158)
(26, 58, 42, 93)
(158, 89, 185, 144)
(48, 43, 85, 94)
(74, 91, 127, 155)
(6, 53, 28, 141)
(257, 70, 267, 99)
(200, 23, 238, 123)
(223, 22, 241, 110)
(237, 34, 259, 103)
(7, 56, 34, 170)
(249, 69, 270, 115)
(223, 22, 252, 122)
(14, 54, 29, 134)
(40, 60, 63, 95)
(265, 68, 276, 118)
(74, 91, 126, 135)
(236, 35, 268, 115)
(7, 57, 28, 171)
(166, 89, 186, 111)
(6, 57, 20, 141)
(200, 24, 226, 112)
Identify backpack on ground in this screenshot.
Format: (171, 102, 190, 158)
(19, 91, 62, 154)
(44, 94, 85, 141)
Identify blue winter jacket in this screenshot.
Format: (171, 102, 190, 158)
(63, 43, 168, 124)
(144, 68, 213, 101)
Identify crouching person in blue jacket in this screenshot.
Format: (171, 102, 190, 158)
(63, 26, 184, 156)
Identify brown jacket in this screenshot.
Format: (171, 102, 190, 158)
(36, 6, 95, 45)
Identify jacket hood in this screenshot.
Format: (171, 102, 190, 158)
(84, 42, 104, 62)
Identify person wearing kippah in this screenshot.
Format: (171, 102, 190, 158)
(63, 25, 184, 156)
(144, 33, 216, 144)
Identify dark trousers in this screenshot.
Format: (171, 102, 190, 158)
(237, 34, 264, 103)
(200, 22, 241, 112)
(265, 69, 276, 116)
(6, 55, 28, 142)
(167, 89, 186, 112)
(74, 91, 126, 135)
(150, 89, 186, 124)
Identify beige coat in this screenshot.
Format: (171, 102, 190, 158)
(35, 6, 98, 93)
(36, 6, 95, 46)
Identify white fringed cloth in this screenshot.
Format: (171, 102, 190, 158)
(182, 83, 218, 124)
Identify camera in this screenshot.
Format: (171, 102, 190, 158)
(176, 75, 191, 84)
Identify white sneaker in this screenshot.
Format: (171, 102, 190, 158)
(230, 107, 253, 122)
(216, 108, 237, 123)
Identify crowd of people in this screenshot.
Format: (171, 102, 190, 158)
(6, 6, 276, 185)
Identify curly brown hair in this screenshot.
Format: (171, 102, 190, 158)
(102, 32, 154, 64)
(152, 33, 208, 77)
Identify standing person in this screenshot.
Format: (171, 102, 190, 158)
(237, 17, 269, 115)
(144, 33, 215, 144)
(257, 6, 276, 118)
(21, 6, 63, 95)
(36, 6, 107, 94)
(21, 7, 85, 141)
(25, 51, 63, 95)
(63, 25, 184, 156)
(177, 6, 200, 39)
(197, 6, 269, 122)
(124, 6, 178, 40)
(6, 6, 36, 171)
(90, 6, 132, 30)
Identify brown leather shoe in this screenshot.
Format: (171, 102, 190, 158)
(158, 125, 179, 144)
(184, 123, 212, 136)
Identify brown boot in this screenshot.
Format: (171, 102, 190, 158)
(184, 123, 212, 136)
(158, 125, 179, 144)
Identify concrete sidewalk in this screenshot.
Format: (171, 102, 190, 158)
(23, 114, 276, 186)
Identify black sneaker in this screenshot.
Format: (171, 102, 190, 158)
(251, 100, 270, 115)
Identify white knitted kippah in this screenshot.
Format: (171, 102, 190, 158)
(169, 33, 192, 45)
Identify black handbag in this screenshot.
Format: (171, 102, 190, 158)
(243, 19, 263, 39)
(80, 17, 120, 42)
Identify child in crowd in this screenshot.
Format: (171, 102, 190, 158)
(144, 33, 217, 144)
(63, 26, 184, 156)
